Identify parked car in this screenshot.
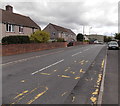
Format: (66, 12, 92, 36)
(108, 41, 119, 50)
(67, 41, 74, 47)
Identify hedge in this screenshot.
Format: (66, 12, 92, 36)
(2, 35, 30, 44)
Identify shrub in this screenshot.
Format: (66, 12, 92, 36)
(2, 35, 30, 44)
(83, 40, 89, 42)
(57, 38, 65, 42)
(30, 30, 50, 43)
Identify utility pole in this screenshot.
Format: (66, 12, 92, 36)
(83, 26, 85, 35)
(82, 26, 85, 42)
(89, 26, 92, 35)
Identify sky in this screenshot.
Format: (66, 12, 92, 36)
(0, 0, 119, 36)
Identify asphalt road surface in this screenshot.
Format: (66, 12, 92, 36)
(2, 44, 107, 104)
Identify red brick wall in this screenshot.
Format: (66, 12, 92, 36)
(2, 42, 67, 56)
(74, 42, 89, 46)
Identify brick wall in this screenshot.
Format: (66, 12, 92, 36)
(2, 42, 67, 56)
(1, 42, 89, 56)
(74, 42, 89, 46)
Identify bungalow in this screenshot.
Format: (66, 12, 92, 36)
(0, 5, 41, 42)
(43, 23, 76, 42)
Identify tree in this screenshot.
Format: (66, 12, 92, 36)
(30, 30, 50, 43)
(104, 36, 112, 42)
(114, 33, 120, 40)
(76, 33, 84, 41)
(107, 37, 112, 42)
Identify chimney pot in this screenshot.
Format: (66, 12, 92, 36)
(6, 5, 13, 12)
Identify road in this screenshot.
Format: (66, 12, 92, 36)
(2, 44, 107, 104)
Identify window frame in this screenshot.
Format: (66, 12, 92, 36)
(6, 23, 14, 32)
(19, 26, 24, 33)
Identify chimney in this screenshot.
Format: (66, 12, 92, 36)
(6, 5, 13, 12)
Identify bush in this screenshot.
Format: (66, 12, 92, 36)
(30, 30, 50, 43)
(2, 35, 30, 44)
(57, 38, 65, 42)
(83, 40, 89, 42)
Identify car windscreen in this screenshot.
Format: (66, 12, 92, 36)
(109, 43, 118, 45)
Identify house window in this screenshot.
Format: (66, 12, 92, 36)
(6, 24, 14, 32)
(19, 26, 24, 33)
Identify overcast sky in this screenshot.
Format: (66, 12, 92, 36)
(0, 0, 119, 36)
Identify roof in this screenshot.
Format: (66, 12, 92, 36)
(1, 9, 40, 29)
(49, 23, 76, 35)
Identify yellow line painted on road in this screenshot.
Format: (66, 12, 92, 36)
(101, 59, 105, 68)
(70, 71, 75, 74)
(64, 67, 71, 72)
(58, 75, 70, 78)
(80, 69, 85, 73)
(74, 77, 80, 79)
(92, 89, 99, 95)
(14, 90, 28, 99)
(65, 69, 69, 72)
(12, 88, 37, 104)
(85, 60, 88, 63)
(61, 92, 68, 96)
(40, 73, 51, 75)
(27, 87, 48, 104)
(21, 80, 25, 83)
(90, 96, 97, 103)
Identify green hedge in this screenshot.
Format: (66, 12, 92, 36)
(2, 35, 30, 44)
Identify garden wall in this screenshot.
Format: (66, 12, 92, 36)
(1, 42, 89, 56)
(2, 42, 67, 56)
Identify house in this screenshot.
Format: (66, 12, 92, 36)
(43, 23, 76, 42)
(84, 35, 89, 41)
(0, 5, 41, 42)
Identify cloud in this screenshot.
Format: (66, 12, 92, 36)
(0, 0, 119, 35)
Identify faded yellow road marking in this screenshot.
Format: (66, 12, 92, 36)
(14, 90, 28, 99)
(92, 89, 99, 95)
(64, 67, 71, 72)
(90, 96, 97, 103)
(21, 80, 25, 83)
(70, 71, 75, 74)
(58, 75, 70, 78)
(80, 69, 85, 73)
(12, 88, 37, 104)
(40, 73, 51, 75)
(75, 77, 80, 79)
(27, 87, 48, 104)
(72, 96, 75, 102)
(85, 60, 88, 63)
(61, 92, 68, 96)
(40, 70, 57, 76)
(101, 59, 105, 68)
(65, 69, 69, 72)
(79, 60, 85, 65)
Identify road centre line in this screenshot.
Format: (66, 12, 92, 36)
(72, 52, 82, 57)
(83, 48, 89, 51)
(2, 50, 64, 66)
(31, 59, 64, 75)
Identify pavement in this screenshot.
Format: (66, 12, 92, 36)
(2, 44, 112, 104)
(102, 49, 118, 105)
